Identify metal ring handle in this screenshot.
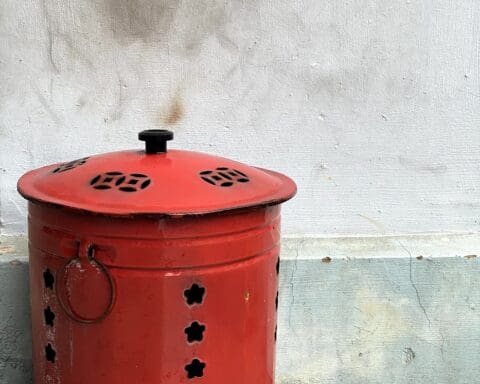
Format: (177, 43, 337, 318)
(56, 244, 115, 324)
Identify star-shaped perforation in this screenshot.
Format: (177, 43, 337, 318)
(185, 321, 206, 343)
(185, 358, 206, 379)
(184, 283, 206, 306)
(44, 306, 55, 326)
(45, 344, 56, 363)
(43, 269, 54, 290)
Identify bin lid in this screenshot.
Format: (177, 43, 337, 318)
(17, 130, 296, 217)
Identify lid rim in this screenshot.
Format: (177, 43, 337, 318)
(17, 149, 297, 216)
(18, 186, 296, 218)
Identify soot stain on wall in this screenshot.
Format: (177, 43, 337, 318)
(159, 93, 184, 126)
(105, 0, 178, 42)
(102, 0, 229, 55)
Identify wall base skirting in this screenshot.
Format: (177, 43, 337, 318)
(1, 234, 479, 383)
(282, 232, 480, 260)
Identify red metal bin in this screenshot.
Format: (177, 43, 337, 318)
(17, 130, 296, 384)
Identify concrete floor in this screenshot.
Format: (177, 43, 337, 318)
(1, 235, 479, 383)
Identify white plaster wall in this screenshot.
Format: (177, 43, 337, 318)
(1, 0, 479, 236)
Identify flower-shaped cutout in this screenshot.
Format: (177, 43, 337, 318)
(184, 283, 205, 306)
(43, 269, 54, 290)
(44, 306, 55, 327)
(185, 358, 206, 379)
(45, 344, 56, 363)
(185, 321, 206, 343)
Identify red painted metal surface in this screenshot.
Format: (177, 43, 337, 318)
(18, 131, 296, 383)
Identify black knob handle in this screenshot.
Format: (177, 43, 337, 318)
(138, 130, 174, 154)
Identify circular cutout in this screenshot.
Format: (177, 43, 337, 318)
(90, 172, 152, 192)
(52, 157, 89, 174)
(199, 167, 250, 187)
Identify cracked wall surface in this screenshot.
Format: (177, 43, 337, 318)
(277, 256, 480, 384)
(0, 257, 31, 383)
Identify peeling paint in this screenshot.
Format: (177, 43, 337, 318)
(0, 245, 15, 254)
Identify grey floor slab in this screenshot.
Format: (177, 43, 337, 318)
(277, 257, 480, 384)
